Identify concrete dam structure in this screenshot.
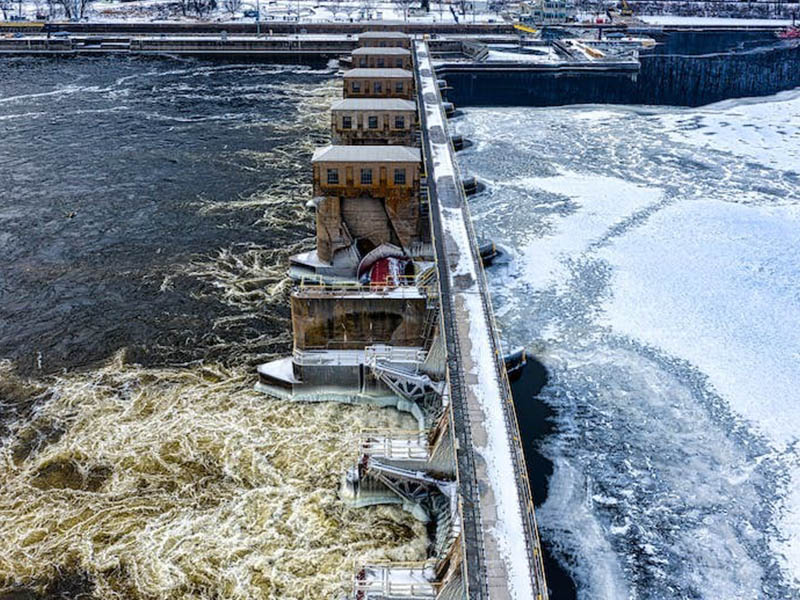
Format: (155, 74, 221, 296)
(256, 31, 549, 600)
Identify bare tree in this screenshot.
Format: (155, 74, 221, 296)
(0, 2, 11, 20)
(223, 0, 241, 15)
(342, 2, 358, 20)
(58, 0, 94, 20)
(328, 0, 343, 19)
(358, 0, 375, 19)
(188, 0, 216, 18)
(394, 0, 413, 20)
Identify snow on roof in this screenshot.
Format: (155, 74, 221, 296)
(330, 98, 417, 112)
(344, 68, 413, 79)
(352, 46, 411, 55)
(358, 31, 410, 39)
(311, 145, 421, 163)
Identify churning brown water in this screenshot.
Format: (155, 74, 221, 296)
(0, 58, 427, 599)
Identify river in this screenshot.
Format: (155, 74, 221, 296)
(0, 57, 428, 600)
(454, 89, 800, 599)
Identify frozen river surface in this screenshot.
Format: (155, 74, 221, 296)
(454, 90, 800, 599)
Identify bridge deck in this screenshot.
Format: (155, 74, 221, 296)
(413, 41, 548, 600)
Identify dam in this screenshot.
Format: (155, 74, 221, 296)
(255, 31, 549, 599)
(2, 23, 798, 598)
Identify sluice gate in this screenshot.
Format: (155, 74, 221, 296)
(256, 31, 549, 600)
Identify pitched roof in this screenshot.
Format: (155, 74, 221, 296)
(352, 47, 411, 56)
(312, 145, 421, 163)
(344, 68, 413, 79)
(330, 98, 417, 112)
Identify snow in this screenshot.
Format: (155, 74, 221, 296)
(657, 88, 800, 174)
(596, 198, 800, 578)
(417, 40, 537, 599)
(598, 198, 800, 446)
(640, 15, 795, 26)
(485, 45, 562, 63)
(462, 89, 800, 593)
(513, 170, 664, 290)
(9, 0, 506, 25)
(256, 356, 298, 383)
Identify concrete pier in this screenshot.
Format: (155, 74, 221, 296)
(255, 31, 549, 600)
(415, 41, 549, 600)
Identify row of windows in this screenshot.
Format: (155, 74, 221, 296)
(357, 58, 407, 68)
(340, 115, 407, 130)
(350, 81, 407, 94)
(327, 168, 407, 185)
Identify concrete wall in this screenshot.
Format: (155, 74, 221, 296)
(441, 32, 800, 108)
(344, 76, 414, 99)
(353, 54, 413, 69)
(291, 293, 429, 349)
(331, 108, 416, 146)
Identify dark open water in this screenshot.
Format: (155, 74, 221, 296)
(0, 56, 332, 375)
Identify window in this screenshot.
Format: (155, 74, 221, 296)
(327, 169, 339, 185)
(361, 168, 373, 185)
(394, 115, 405, 129)
(379, 41, 386, 47)
(396, 58, 404, 68)
(351, 81, 360, 93)
(373, 81, 382, 94)
(368, 116, 378, 129)
(377, 58, 385, 67)
(395, 81, 404, 93)
(359, 58, 367, 67)
(342, 116, 352, 129)
(394, 168, 406, 185)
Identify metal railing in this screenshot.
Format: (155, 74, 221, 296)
(295, 275, 431, 298)
(364, 344, 428, 366)
(353, 563, 439, 599)
(414, 40, 550, 600)
(413, 41, 490, 600)
(357, 429, 431, 461)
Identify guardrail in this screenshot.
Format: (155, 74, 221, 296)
(353, 562, 439, 599)
(413, 42, 489, 600)
(357, 429, 431, 461)
(295, 276, 432, 298)
(414, 40, 550, 599)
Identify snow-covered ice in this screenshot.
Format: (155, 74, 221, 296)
(453, 88, 800, 598)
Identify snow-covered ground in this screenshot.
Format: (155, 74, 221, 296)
(640, 15, 795, 26)
(5, 0, 507, 24)
(5, 0, 795, 26)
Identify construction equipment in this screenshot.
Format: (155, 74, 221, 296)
(513, 22, 538, 35)
(607, 0, 633, 21)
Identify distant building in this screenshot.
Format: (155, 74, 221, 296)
(310, 144, 423, 264)
(358, 30, 412, 49)
(343, 68, 415, 100)
(330, 98, 417, 146)
(519, 0, 575, 25)
(352, 47, 413, 70)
